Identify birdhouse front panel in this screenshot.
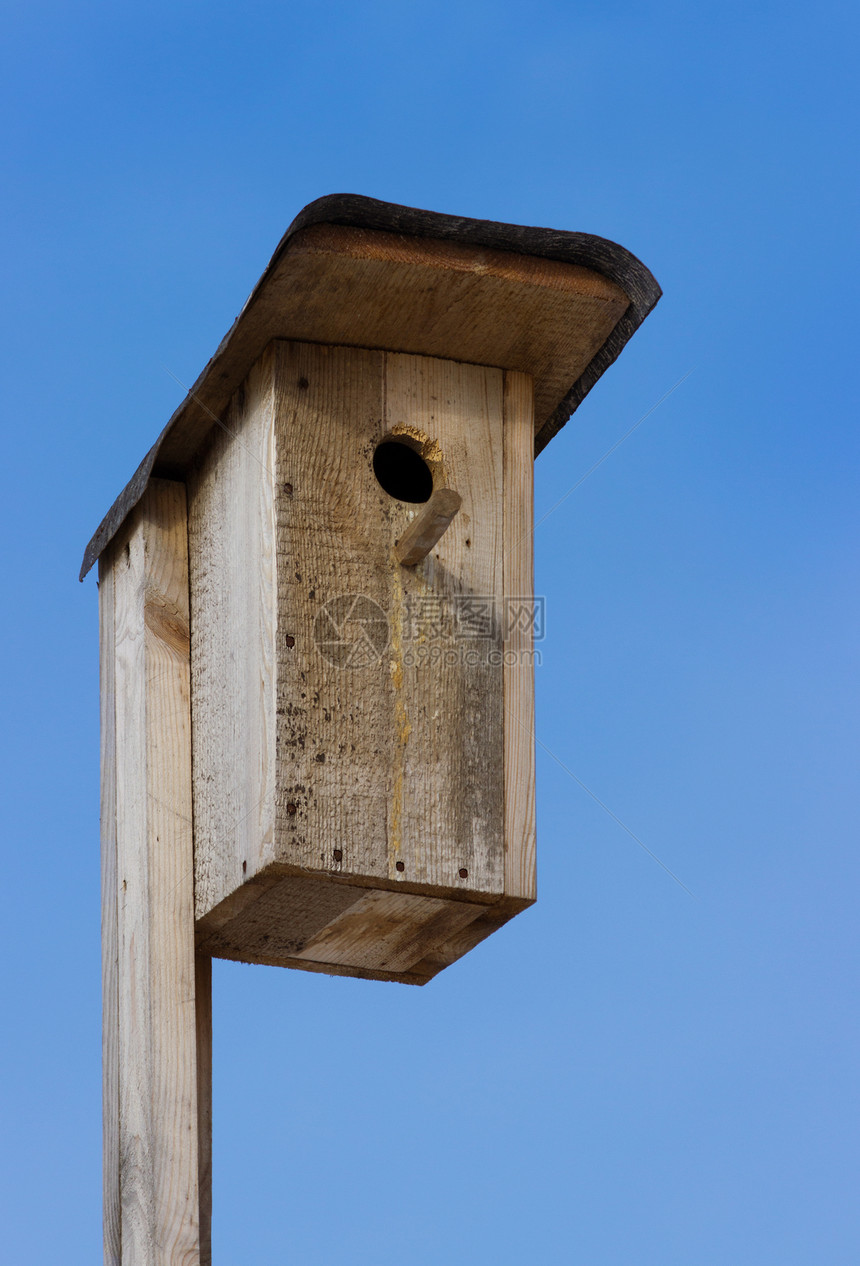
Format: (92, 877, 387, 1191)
(274, 339, 506, 890)
(188, 339, 536, 981)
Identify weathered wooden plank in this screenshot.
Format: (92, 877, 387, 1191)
(272, 342, 506, 897)
(111, 478, 202, 1263)
(503, 371, 537, 902)
(187, 352, 278, 920)
(282, 224, 629, 440)
(197, 866, 516, 982)
(273, 342, 389, 888)
(293, 889, 486, 973)
(113, 507, 153, 1253)
(382, 350, 506, 892)
(408, 894, 529, 979)
(197, 874, 366, 962)
(99, 556, 121, 1266)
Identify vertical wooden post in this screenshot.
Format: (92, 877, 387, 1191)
(100, 478, 211, 1265)
(100, 550, 121, 1265)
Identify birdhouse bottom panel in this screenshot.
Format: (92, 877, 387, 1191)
(195, 872, 521, 984)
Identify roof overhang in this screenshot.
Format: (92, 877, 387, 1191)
(80, 193, 660, 579)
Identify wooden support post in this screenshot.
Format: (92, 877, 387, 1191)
(100, 478, 211, 1265)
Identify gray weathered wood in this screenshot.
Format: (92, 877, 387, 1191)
(99, 558, 120, 1266)
(187, 350, 278, 920)
(105, 478, 208, 1262)
(290, 889, 485, 973)
(273, 342, 506, 897)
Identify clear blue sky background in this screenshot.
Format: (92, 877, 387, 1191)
(1, 2, 857, 1262)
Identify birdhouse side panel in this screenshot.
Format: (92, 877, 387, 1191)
(187, 351, 278, 921)
(271, 340, 507, 899)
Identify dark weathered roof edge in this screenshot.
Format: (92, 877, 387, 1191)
(80, 193, 661, 580)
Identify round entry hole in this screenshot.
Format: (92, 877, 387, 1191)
(373, 440, 433, 503)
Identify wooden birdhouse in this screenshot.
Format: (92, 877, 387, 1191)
(85, 196, 659, 1259)
(85, 195, 660, 988)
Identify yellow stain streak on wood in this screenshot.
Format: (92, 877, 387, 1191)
(387, 561, 411, 876)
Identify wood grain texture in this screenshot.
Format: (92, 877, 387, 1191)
(99, 556, 120, 1266)
(273, 341, 506, 897)
(196, 876, 493, 985)
(198, 874, 485, 977)
(503, 371, 537, 902)
(197, 874, 365, 962)
(292, 889, 485, 973)
(109, 479, 203, 1263)
(187, 352, 278, 919)
(282, 224, 628, 439)
(408, 894, 530, 979)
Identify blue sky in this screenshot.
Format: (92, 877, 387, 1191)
(1, 2, 858, 1262)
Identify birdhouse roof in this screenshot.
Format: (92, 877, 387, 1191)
(80, 194, 660, 579)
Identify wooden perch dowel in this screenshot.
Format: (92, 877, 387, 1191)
(395, 488, 462, 565)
